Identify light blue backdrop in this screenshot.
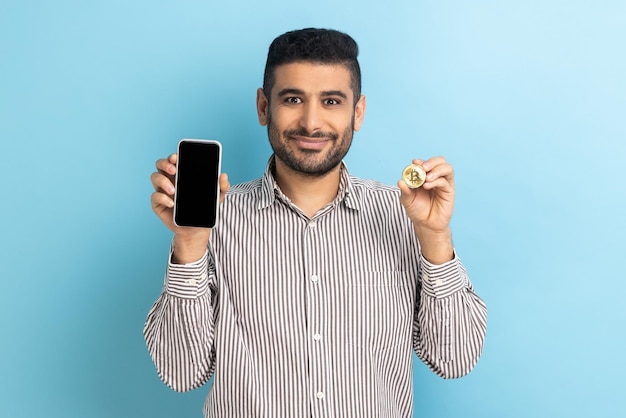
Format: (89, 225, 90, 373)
(1, 1, 624, 417)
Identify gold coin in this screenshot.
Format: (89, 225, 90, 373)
(402, 164, 426, 188)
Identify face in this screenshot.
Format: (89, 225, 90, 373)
(256, 62, 366, 177)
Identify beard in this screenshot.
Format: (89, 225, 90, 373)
(267, 112, 355, 177)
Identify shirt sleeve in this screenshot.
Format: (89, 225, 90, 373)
(143, 246, 218, 392)
(412, 251, 488, 378)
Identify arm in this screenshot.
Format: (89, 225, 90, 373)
(143, 249, 219, 391)
(412, 253, 487, 378)
(144, 153, 230, 390)
(398, 157, 487, 377)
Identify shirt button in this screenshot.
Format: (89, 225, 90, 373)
(435, 279, 444, 286)
(311, 274, 319, 283)
(308, 221, 317, 228)
(422, 274, 430, 282)
(187, 279, 197, 286)
(316, 391, 324, 400)
(313, 334, 322, 341)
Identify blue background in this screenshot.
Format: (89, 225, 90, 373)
(1, 1, 624, 417)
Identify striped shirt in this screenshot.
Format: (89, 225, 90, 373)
(144, 157, 487, 418)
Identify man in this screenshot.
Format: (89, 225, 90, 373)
(145, 28, 487, 418)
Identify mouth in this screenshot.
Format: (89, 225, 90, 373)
(290, 135, 331, 151)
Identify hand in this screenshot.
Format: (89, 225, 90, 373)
(397, 156, 455, 234)
(150, 153, 230, 263)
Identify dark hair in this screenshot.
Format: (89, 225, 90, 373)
(263, 28, 362, 105)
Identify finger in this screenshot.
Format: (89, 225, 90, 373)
(219, 173, 230, 203)
(219, 173, 230, 192)
(397, 179, 411, 196)
(156, 155, 177, 176)
(425, 163, 454, 183)
(421, 156, 448, 171)
(422, 175, 454, 192)
(151, 191, 174, 209)
(150, 171, 176, 195)
(397, 179, 423, 206)
(397, 180, 410, 204)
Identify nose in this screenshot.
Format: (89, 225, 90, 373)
(299, 102, 323, 134)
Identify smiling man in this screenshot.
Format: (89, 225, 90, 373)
(145, 28, 487, 418)
(257, 60, 365, 218)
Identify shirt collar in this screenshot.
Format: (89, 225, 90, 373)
(257, 155, 361, 211)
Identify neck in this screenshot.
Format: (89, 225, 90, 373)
(273, 157, 342, 218)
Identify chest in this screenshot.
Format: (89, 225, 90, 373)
(211, 206, 419, 348)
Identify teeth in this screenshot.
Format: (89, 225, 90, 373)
(402, 164, 426, 189)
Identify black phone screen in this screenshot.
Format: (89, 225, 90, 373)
(174, 140, 221, 228)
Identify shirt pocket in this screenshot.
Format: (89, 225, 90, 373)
(341, 271, 413, 352)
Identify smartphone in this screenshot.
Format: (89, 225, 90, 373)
(173, 139, 222, 228)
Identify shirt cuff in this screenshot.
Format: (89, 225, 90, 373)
(419, 250, 469, 298)
(164, 249, 210, 299)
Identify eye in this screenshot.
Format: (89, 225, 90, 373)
(324, 98, 341, 105)
(285, 97, 302, 104)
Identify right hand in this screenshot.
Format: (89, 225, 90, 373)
(150, 153, 230, 263)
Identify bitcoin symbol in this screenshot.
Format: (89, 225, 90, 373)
(402, 164, 426, 189)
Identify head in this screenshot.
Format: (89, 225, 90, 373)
(258, 28, 366, 177)
(263, 28, 362, 107)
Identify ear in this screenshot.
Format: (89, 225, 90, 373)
(353, 95, 366, 131)
(256, 88, 269, 126)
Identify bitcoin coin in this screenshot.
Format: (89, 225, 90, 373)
(402, 164, 426, 188)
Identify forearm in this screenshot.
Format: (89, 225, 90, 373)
(414, 225, 454, 265)
(413, 256, 487, 378)
(171, 231, 211, 264)
(143, 251, 217, 391)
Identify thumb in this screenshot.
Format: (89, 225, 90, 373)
(219, 173, 230, 203)
(397, 180, 414, 208)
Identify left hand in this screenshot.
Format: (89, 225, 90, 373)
(397, 156, 455, 234)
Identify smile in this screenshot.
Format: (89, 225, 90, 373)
(290, 135, 331, 151)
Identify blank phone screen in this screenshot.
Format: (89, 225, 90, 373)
(174, 140, 221, 228)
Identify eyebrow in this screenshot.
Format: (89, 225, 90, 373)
(277, 88, 348, 99)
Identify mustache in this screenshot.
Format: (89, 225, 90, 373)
(283, 128, 338, 140)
